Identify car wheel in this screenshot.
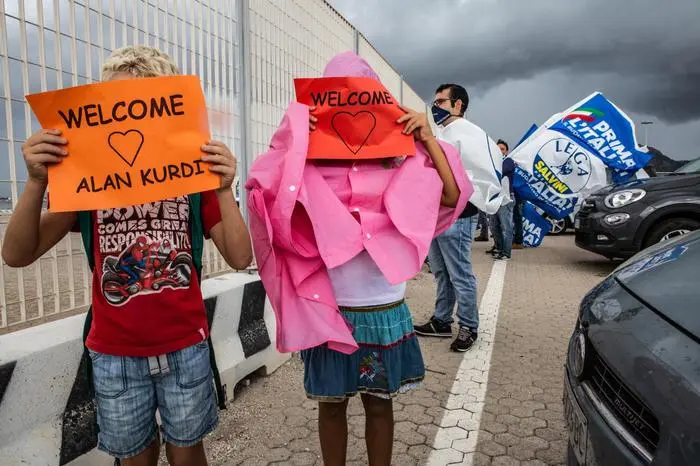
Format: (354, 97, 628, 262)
(548, 218, 567, 235)
(644, 218, 700, 247)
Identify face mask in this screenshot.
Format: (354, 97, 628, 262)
(432, 104, 454, 126)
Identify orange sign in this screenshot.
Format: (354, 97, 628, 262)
(26, 75, 219, 212)
(294, 77, 414, 160)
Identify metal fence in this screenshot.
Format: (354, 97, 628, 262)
(0, 0, 428, 331)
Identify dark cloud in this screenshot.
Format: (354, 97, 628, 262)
(330, 0, 700, 158)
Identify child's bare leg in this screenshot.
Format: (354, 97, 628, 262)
(361, 394, 394, 466)
(121, 439, 159, 466)
(318, 399, 349, 466)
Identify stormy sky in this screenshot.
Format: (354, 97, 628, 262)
(329, 0, 700, 160)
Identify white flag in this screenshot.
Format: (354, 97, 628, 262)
(510, 126, 608, 219)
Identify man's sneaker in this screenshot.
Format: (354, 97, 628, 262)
(450, 326, 478, 352)
(485, 247, 499, 255)
(475, 236, 489, 242)
(415, 318, 452, 337)
(495, 253, 510, 261)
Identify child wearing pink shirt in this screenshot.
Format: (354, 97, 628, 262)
(247, 52, 472, 465)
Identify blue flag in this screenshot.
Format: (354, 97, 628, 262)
(549, 92, 651, 173)
(510, 91, 652, 221)
(521, 202, 552, 248)
(510, 126, 608, 219)
(514, 123, 538, 150)
(616, 243, 689, 279)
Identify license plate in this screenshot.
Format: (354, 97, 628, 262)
(575, 218, 581, 229)
(564, 380, 588, 464)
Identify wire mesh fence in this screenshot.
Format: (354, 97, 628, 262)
(0, 0, 427, 331)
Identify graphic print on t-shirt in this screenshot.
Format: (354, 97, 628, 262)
(97, 196, 193, 306)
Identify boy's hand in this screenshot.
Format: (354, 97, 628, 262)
(397, 107, 434, 143)
(309, 105, 318, 131)
(201, 140, 237, 192)
(22, 129, 68, 185)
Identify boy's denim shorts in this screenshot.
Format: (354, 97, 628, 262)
(88, 341, 219, 459)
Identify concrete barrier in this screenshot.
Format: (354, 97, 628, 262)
(0, 272, 289, 465)
(201, 273, 290, 405)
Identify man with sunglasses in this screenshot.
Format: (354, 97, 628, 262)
(414, 84, 504, 352)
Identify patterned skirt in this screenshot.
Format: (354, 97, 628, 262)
(300, 299, 425, 402)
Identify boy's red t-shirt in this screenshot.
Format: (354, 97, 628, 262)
(82, 192, 222, 357)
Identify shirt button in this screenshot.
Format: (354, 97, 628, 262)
(353, 207, 360, 212)
(366, 233, 372, 239)
(313, 294, 320, 299)
(352, 166, 358, 172)
(289, 185, 296, 192)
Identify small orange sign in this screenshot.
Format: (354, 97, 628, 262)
(294, 77, 415, 160)
(26, 75, 219, 212)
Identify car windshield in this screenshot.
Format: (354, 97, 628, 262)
(674, 158, 700, 174)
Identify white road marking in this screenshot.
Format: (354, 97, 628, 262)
(426, 260, 508, 465)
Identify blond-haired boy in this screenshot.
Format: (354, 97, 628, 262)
(3, 46, 252, 466)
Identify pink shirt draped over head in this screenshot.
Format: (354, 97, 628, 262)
(245, 52, 473, 355)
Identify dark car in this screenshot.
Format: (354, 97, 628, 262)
(564, 231, 700, 465)
(575, 159, 700, 259)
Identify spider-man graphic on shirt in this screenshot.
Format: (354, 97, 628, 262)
(101, 235, 192, 306)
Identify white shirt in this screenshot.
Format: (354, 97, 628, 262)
(437, 118, 505, 215)
(327, 251, 406, 307)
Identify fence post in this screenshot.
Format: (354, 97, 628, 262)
(237, 0, 252, 221)
(353, 28, 359, 54)
(399, 75, 404, 105)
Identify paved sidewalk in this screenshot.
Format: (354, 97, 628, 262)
(469, 237, 615, 466)
(197, 235, 616, 465)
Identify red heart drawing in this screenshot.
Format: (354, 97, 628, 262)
(331, 111, 377, 155)
(108, 129, 144, 167)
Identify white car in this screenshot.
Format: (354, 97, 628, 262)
(548, 214, 575, 236)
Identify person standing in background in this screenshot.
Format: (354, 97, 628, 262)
(475, 210, 490, 242)
(414, 83, 504, 352)
(497, 140, 524, 249)
(486, 140, 516, 260)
